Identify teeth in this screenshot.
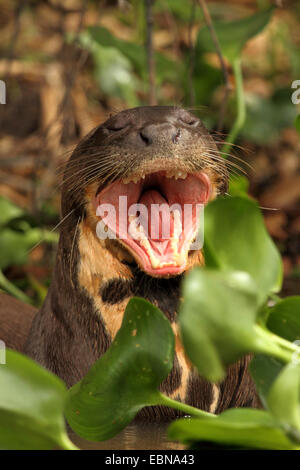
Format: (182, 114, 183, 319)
(123, 171, 187, 184)
(166, 171, 187, 180)
(128, 215, 146, 240)
(123, 175, 141, 184)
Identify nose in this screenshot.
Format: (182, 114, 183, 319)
(139, 122, 181, 146)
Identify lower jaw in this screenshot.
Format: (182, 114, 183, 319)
(118, 238, 190, 278)
(142, 264, 186, 277)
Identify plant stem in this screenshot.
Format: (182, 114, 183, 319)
(197, 0, 232, 131)
(144, 0, 156, 105)
(0, 269, 33, 305)
(269, 293, 281, 304)
(58, 432, 79, 450)
(270, 332, 300, 354)
(157, 393, 216, 419)
(254, 325, 295, 364)
(222, 57, 246, 157)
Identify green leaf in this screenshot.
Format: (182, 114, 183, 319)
(190, 59, 222, 106)
(154, 0, 203, 22)
(79, 31, 139, 106)
(267, 297, 300, 342)
(196, 7, 274, 63)
(179, 268, 260, 382)
(0, 227, 42, 270)
(81, 26, 181, 85)
(168, 408, 300, 450)
(242, 90, 298, 144)
(0, 350, 76, 450)
(0, 197, 24, 227)
(65, 298, 174, 441)
(250, 354, 283, 409)
(228, 175, 249, 197)
(267, 363, 300, 441)
(204, 197, 283, 303)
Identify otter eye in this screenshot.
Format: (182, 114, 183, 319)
(106, 120, 130, 131)
(106, 125, 126, 131)
(179, 116, 199, 127)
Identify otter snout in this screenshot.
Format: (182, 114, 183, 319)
(139, 122, 181, 146)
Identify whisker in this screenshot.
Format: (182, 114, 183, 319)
(70, 215, 81, 288)
(26, 208, 76, 255)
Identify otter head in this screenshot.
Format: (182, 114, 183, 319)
(62, 106, 228, 279)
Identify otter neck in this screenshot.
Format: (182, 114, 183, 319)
(74, 218, 186, 341)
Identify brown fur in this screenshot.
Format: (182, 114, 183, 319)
(0, 106, 259, 420)
(0, 293, 36, 352)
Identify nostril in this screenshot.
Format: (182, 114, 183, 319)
(139, 131, 152, 145)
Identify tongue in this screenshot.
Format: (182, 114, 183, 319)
(138, 189, 173, 242)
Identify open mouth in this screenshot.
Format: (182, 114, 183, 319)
(94, 169, 211, 277)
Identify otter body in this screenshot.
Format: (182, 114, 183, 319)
(12, 106, 256, 418)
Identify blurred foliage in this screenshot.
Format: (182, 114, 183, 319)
(0, 197, 57, 305)
(195, 6, 274, 62)
(0, 350, 77, 450)
(0, 0, 299, 301)
(243, 88, 298, 144)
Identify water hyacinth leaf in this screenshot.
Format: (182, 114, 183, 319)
(179, 268, 259, 382)
(0, 350, 76, 450)
(228, 175, 249, 197)
(168, 408, 300, 450)
(196, 7, 274, 63)
(204, 197, 282, 303)
(266, 297, 300, 342)
(267, 363, 300, 440)
(65, 298, 174, 441)
(250, 354, 283, 409)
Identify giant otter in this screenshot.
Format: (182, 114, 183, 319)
(1, 106, 258, 419)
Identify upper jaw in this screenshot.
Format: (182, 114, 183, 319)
(119, 159, 193, 186)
